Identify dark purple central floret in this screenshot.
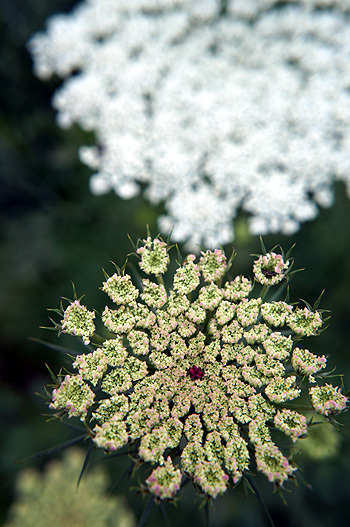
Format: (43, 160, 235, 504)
(188, 365, 204, 380)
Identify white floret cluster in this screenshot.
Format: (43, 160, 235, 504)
(29, 0, 350, 248)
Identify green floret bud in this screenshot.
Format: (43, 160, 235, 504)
(265, 376, 301, 403)
(139, 427, 170, 465)
(287, 307, 323, 336)
(193, 460, 229, 498)
(221, 320, 244, 344)
(173, 254, 200, 294)
(141, 279, 167, 308)
(228, 395, 252, 424)
(100, 338, 127, 366)
(248, 393, 276, 421)
(184, 414, 204, 443)
(253, 252, 288, 286)
(262, 333, 293, 361)
(198, 284, 223, 310)
(204, 431, 225, 463)
(229, 344, 256, 365)
(50, 374, 95, 420)
(216, 416, 242, 442)
(125, 356, 149, 381)
(274, 409, 307, 443)
(101, 369, 133, 395)
(236, 298, 261, 327)
(244, 323, 270, 345)
(137, 237, 169, 275)
(166, 291, 190, 316)
(292, 347, 327, 379)
(127, 329, 150, 355)
(199, 249, 227, 282)
(73, 349, 108, 386)
(255, 442, 296, 484)
(241, 365, 265, 388)
(185, 300, 207, 324)
(255, 353, 285, 378)
(181, 442, 205, 476)
(223, 276, 252, 301)
(93, 416, 128, 451)
(215, 299, 236, 325)
(169, 333, 187, 361)
(204, 340, 221, 363)
(146, 456, 182, 500)
(102, 305, 135, 334)
(164, 417, 183, 448)
(310, 384, 348, 416)
(224, 436, 250, 483)
(92, 394, 129, 423)
(61, 300, 95, 345)
(176, 314, 197, 338)
(260, 301, 293, 326)
(102, 273, 138, 305)
(248, 418, 272, 446)
(133, 303, 157, 329)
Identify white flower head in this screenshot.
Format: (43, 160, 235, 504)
(29, 0, 350, 248)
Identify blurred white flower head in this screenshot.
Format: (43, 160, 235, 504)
(29, 0, 350, 249)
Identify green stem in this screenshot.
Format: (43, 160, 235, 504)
(156, 274, 165, 287)
(204, 500, 210, 527)
(83, 420, 94, 437)
(91, 333, 106, 344)
(260, 284, 270, 300)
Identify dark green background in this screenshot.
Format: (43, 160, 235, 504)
(1, 1, 349, 526)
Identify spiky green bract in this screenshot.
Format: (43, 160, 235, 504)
(46, 236, 347, 502)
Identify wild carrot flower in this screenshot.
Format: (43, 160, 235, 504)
(46, 237, 347, 501)
(29, 0, 350, 248)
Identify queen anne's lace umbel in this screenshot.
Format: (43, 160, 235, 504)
(48, 238, 347, 500)
(29, 0, 350, 248)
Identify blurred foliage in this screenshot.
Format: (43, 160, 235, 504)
(3, 448, 136, 527)
(1, 0, 350, 526)
(298, 420, 341, 461)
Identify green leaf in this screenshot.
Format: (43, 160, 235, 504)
(300, 298, 312, 310)
(29, 337, 76, 355)
(15, 434, 87, 463)
(76, 443, 93, 489)
(226, 247, 237, 273)
(284, 243, 296, 261)
(47, 308, 63, 316)
(136, 496, 155, 527)
(175, 243, 184, 266)
(165, 227, 174, 246)
(102, 267, 110, 280)
(259, 236, 267, 255)
(160, 502, 172, 527)
(204, 500, 210, 527)
(127, 232, 137, 252)
(246, 476, 276, 527)
(120, 258, 129, 275)
(313, 289, 325, 310)
(44, 362, 58, 383)
(127, 262, 144, 291)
